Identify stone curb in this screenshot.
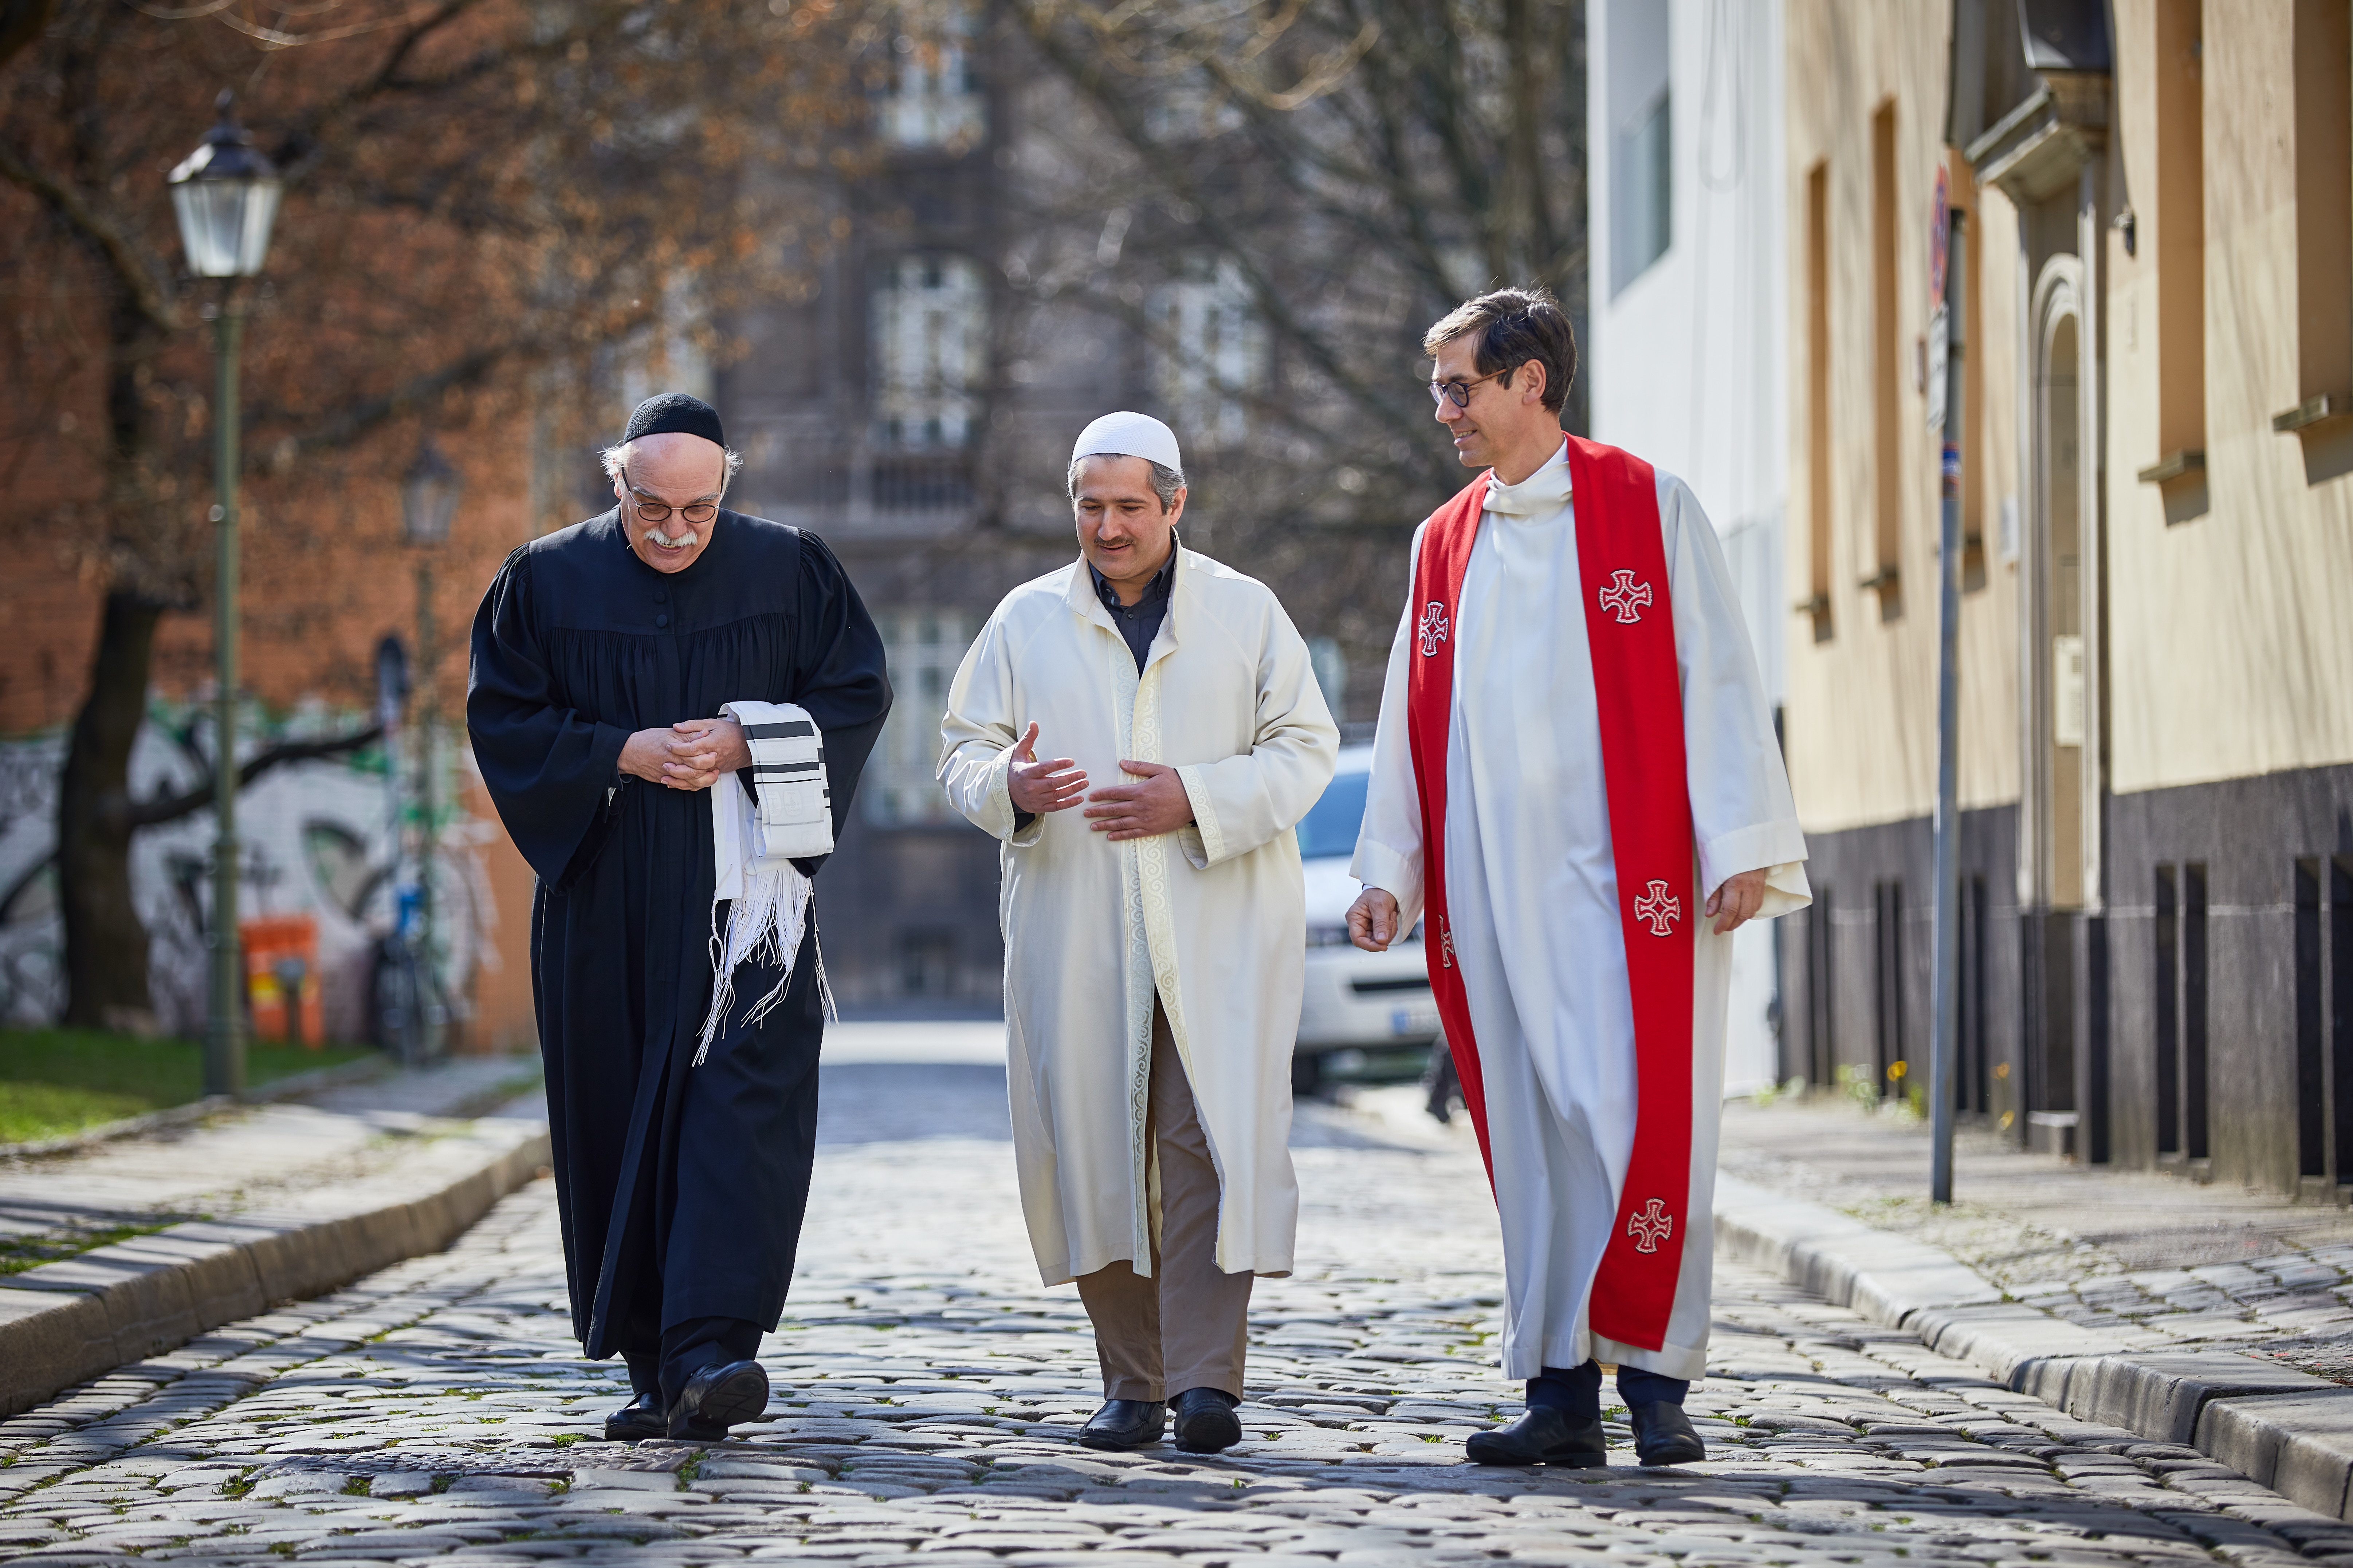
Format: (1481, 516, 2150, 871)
(0, 1115, 551, 1418)
(1713, 1171, 2353, 1521)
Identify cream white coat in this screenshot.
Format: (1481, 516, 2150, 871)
(939, 546, 1339, 1287)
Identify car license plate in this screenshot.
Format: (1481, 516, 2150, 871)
(1391, 1005, 1439, 1036)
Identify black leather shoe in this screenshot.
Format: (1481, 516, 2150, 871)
(1170, 1387, 1243, 1454)
(1077, 1398, 1166, 1450)
(1629, 1400, 1705, 1466)
(1464, 1406, 1608, 1467)
(667, 1358, 769, 1441)
(603, 1389, 666, 1443)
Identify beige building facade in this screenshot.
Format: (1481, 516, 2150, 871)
(1782, 0, 2353, 1194)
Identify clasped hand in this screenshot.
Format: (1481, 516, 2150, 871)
(1006, 720, 1194, 840)
(1345, 867, 1772, 951)
(620, 717, 750, 791)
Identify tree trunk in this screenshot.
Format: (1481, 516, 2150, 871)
(58, 588, 164, 1032)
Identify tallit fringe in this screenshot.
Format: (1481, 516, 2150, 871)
(693, 876, 810, 1066)
(814, 928, 837, 1024)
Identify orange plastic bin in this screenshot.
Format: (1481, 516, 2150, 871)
(242, 914, 326, 1047)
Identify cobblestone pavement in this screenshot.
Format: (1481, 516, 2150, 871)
(9, 1065, 2353, 1566)
(1716, 1100, 2353, 1383)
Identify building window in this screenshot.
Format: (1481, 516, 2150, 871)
(1803, 885, 1836, 1087)
(1803, 160, 1832, 641)
(2152, 1, 2205, 472)
(2299, 854, 2353, 1191)
(2155, 863, 2181, 1154)
(2185, 860, 2208, 1161)
(880, 1, 984, 150)
(2286, 2, 2352, 432)
(1868, 99, 1903, 618)
(1147, 256, 1267, 450)
(864, 609, 977, 828)
(1959, 873, 1988, 1114)
(872, 255, 986, 452)
(1607, 0, 1671, 295)
(1873, 879, 1906, 1096)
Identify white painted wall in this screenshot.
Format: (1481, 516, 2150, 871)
(1589, 0, 1790, 1096)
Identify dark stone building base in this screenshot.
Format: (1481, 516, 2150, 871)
(1776, 805, 2029, 1136)
(1782, 762, 2353, 1197)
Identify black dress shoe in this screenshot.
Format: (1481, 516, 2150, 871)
(1464, 1406, 1608, 1467)
(667, 1358, 770, 1441)
(1170, 1387, 1243, 1454)
(1077, 1398, 1166, 1450)
(603, 1390, 666, 1443)
(1629, 1400, 1705, 1466)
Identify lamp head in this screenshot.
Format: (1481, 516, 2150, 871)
(169, 91, 282, 279)
(401, 436, 463, 545)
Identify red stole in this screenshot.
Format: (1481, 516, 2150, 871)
(1403, 434, 1696, 1352)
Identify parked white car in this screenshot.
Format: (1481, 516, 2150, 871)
(1293, 743, 1440, 1093)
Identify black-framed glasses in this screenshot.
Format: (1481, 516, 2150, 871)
(620, 462, 719, 526)
(1428, 367, 1513, 409)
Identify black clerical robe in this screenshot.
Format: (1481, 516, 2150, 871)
(467, 508, 891, 1362)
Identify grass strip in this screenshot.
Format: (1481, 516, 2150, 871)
(0, 1026, 376, 1145)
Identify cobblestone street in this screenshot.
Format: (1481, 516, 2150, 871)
(8, 1059, 2353, 1568)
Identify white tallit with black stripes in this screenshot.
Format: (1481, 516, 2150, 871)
(695, 700, 834, 1064)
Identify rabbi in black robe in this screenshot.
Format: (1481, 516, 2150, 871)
(467, 393, 890, 1441)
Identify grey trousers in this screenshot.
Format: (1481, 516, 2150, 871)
(1073, 999, 1255, 1401)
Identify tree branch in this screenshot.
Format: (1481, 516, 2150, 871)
(0, 0, 55, 71)
(0, 136, 179, 334)
(1011, 2, 1431, 461)
(261, 342, 515, 463)
(127, 724, 385, 830)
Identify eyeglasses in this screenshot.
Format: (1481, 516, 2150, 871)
(1428, 367, 1513, 409)
(620, 463, 719, 526)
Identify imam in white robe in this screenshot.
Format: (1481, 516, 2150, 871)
(939, 545, 1339, 1287)
(1352, 440, 1808, 1381)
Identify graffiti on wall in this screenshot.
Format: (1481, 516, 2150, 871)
(0, 698, 498, 1042)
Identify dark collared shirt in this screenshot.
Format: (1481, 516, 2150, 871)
(1091, 545, 1176, 674)
(1010, 544, 1176, 835)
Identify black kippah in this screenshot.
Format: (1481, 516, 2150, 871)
(622, 392, 725, 448)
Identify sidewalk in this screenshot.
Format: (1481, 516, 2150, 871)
(0, 1053, 549, 1418)
(1715, 1098, 2353, 1380)
(1334, 1084, 2353, 1522)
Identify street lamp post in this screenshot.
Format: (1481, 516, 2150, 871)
(400, 437, 461, 1066)
(170, 92, 281, 1099)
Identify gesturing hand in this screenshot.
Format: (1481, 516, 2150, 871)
(1706, 867, 1769, 934)
(1007, 721, 1088, 815)
(1347, 888, 1402, 952)
(1083, 760, 1195, 841)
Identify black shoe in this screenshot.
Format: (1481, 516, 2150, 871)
(603, 1389, 666, 1443)
(1464, 1406, 1608, 1467)
(1077, 1398, 1166, 1450)
(1169, 1387, 1242, 1454)
(666, 1358, 769, 1441)
(1629, 1400, 1705, 1466)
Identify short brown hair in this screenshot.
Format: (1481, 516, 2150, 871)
(1422, 285, 1578, 414)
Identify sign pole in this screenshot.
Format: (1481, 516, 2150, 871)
(1929, 196, 1967, 1205)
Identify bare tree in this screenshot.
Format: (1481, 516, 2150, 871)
(995, 0, 1588, 697)
(0, 0, 870, 1028)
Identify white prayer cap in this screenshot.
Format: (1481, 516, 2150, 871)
(1071, 410, 1183, 474)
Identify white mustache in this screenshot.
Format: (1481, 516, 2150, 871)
(646, 528, 699, 549)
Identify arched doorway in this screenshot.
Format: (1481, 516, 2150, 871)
(2022, 261, 2090, 1144)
